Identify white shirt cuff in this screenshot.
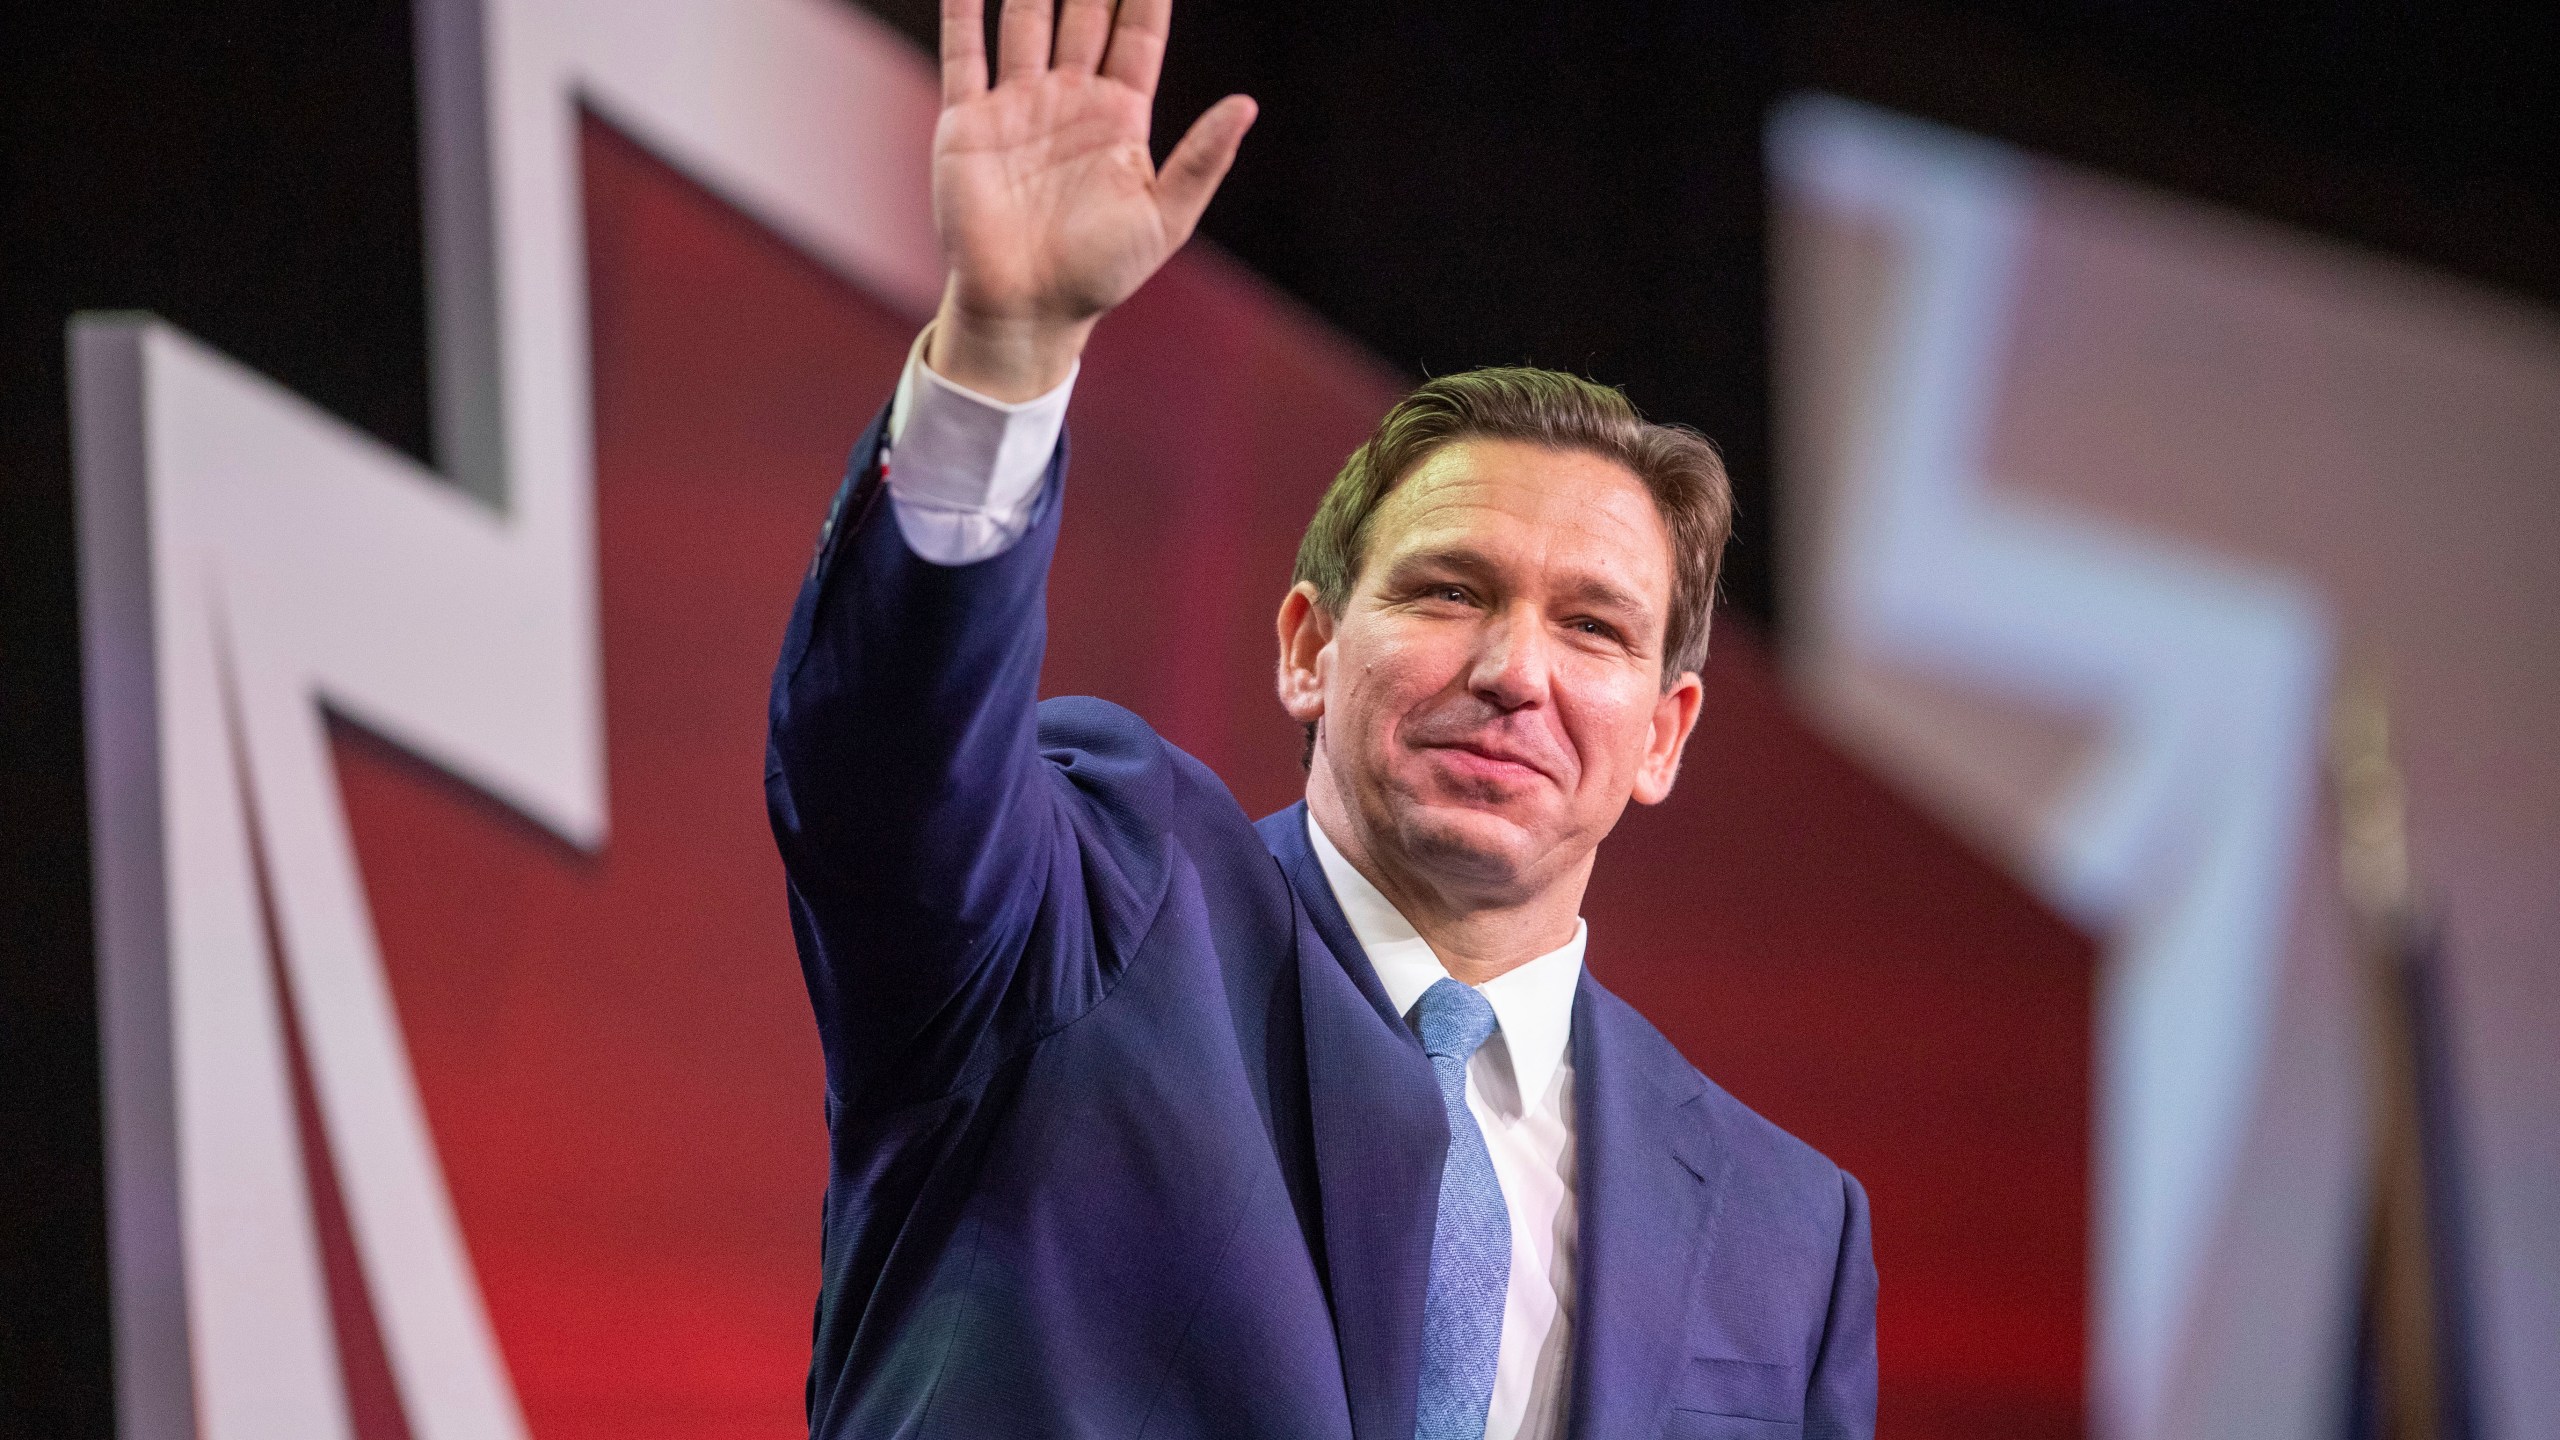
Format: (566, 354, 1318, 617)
(884, 325, 1075, 564)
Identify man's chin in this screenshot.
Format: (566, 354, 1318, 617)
(1393, 800, 1549, 892)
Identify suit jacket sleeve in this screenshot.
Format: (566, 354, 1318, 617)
(765, 406, 1170, 1117)
(1804, 1168, 1881, 1438)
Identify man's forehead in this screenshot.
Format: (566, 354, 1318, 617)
(1368, 439, 1672, 585)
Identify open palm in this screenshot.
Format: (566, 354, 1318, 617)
(934, 0, 1255, 343)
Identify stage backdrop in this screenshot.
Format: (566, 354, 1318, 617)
(74, 5, 2089, 1439)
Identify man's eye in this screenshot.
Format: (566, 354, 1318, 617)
(1428, 585, 1469, 604)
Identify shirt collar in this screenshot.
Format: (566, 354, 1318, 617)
(1304, 809, 1584, 1114)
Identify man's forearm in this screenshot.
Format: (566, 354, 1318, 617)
(766, 390, 1066, 934)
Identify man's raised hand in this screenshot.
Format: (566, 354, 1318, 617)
(928, 0, 1255, 400)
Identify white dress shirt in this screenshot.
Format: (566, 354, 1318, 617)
(882, 333, 1584, 1440)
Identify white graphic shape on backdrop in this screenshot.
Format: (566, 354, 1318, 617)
(74, 2, 943, 1437)
(1768, 98, 2331, 1440)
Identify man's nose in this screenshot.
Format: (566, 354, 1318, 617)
(1467, 605, 1551, 711)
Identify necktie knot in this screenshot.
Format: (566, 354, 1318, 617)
(1414, 977, 1498, 1062)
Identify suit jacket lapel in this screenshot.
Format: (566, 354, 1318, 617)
(1567, 973, 1726, 1440)
(1258, 804, 1445, 1440)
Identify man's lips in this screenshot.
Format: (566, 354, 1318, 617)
(1422, 739, 1552, 783)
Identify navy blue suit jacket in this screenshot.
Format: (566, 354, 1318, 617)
(767, 410, 1877, 1439)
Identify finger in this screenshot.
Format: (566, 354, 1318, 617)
(1155, 94, 1256, 245)
(940, 0, 987, 103)
(997, 0, 1054, 83)
(1100, 0, 1170, 96)
(1052, 0, 1114, 75)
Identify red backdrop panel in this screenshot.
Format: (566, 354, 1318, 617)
(332, 116, 2089, 1439)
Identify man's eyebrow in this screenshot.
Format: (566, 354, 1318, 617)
(1557, 574, 1652, 620)
(1383, 545, 1502, 584)
(1385, 545, 1656, 622)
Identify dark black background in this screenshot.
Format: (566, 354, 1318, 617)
(6, 1, 2554, 1432)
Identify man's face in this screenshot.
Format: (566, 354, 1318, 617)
(1278, 439, 1704, 907)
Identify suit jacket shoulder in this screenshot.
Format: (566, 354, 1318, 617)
(1033, 692, 1251, 870)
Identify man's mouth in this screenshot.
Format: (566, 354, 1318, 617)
(1424, 739, 1549, 784)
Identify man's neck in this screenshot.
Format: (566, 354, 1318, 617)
(1304, 780, 1586, 986)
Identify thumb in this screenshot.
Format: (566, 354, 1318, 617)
(1156, 94, 1257, 246)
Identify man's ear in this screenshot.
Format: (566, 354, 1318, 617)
(1630, 668, 1705, 806)
(1274, 581, 1333, 726)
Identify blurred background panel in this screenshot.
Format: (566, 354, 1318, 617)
(1772, 96, 2559, 1440)
(3, 2, 2552, 1439)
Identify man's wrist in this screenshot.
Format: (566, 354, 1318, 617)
(924, 295, 1095, 404)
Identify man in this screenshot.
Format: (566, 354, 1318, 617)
(764, 0, 1877, 1434)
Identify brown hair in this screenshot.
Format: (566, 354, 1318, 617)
(1292, 366, 1734, 683)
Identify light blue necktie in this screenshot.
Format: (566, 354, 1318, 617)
(1412, 978, 1509, 1440)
